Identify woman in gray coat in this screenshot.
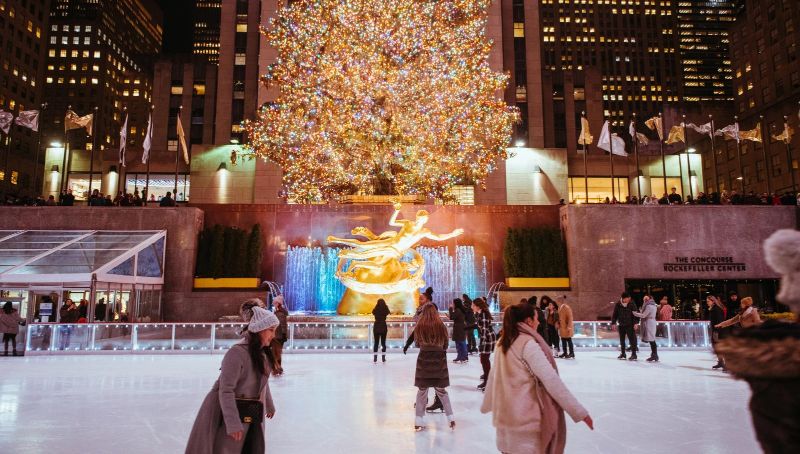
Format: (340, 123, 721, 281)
(633, 297, 659, 362)
(186, 306, 279, 454)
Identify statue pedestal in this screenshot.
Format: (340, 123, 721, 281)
(337, 289, 416, 315)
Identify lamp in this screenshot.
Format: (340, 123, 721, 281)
(217, 162, 227, 171)
(514, 139, 526, 147)
(532, 165, 543, 173)
(49, 141, 63, 148)
(50, 165, 59, 172)
(230, 139, 240, 145)
(687, 148, 696, 154)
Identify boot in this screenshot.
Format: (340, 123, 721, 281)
(477, 380, 486, 391)
(381, 354, 386, 363)
(628, 352, 638, 361)
(646, 355, 659, 362)
(373, 354, 377, 363)
(712, 361, 725, 369)
(558, 352, 569, 359)
(426, 396, 444, 413)
(617, 352, 627, 360)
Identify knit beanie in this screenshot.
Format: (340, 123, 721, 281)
(248, 306, 279, 333)
(763, 229, 800, 313)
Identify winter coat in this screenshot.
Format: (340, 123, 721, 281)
(59, 306, 79, 323)
(0, 309, 23, 334)
(714, 321, 800, 454)
(611, 301, 639, 326)
(481, 323, 588, 454)
(557, 304, 574, 338)
(717, 306, 762, 330)
(535, 306, 549, 342)
(633, 300, 657, 342)
(709, 305, 726, 341)
(372, 303, 390, 335)
(414, 343, 450, 389)
(477, 311, 496, 354)
(274, 307, 289, 342)
(448, 307, 466, 342)
(464, 308, 476, 328)
(657, 304, 673, 321)
(185, 342, 275, 454)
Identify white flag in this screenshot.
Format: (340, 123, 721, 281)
(119, 114, 128, 167)
(141, 113, 153, 164)
(14, 110, 39, 132)
(686, 122, 713, 138)
(716, 123, 740, 142)
(597, 121, 628, 156)
(0, 110, 12, 134)
(177, 114, 189, 165)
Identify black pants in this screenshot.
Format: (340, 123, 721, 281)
(561, 337, 574, 356)
(619, 324, 638, 352)
(3, 333, 17, 352)
(648, 341, 658, 357)
(480, 353, 491, 378)
(466, 326, 477, 352)
(373, 331, 386, 353)
(548, 325, 560, 350)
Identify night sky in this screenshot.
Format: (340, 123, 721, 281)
(157, 0, 195, 53)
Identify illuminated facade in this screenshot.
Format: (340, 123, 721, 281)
(0, 0, 50, 198)
(193, 1, 221, 64)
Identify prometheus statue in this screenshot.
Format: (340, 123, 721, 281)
(327, 202, 463, 314)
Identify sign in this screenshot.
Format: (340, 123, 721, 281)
(663, 256, 746, 273)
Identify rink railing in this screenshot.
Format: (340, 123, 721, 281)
(22, 321, 710, 354)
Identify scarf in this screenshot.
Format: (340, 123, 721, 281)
(517, 322, 567, 454)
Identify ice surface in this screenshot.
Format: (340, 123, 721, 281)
(0, 351, 760, 454)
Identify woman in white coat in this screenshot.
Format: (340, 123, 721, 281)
(633, 296, 659, 362)
(481, 302, 593, 454)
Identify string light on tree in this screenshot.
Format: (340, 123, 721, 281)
(245, 0, 518, 203)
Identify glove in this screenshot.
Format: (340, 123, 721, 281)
(403, 345, 408, 355)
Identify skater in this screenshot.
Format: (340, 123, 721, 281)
(372, 298, 390, 363)
(556, 296, 575, 359)
(707, 295, 727, 370)
(271, 296, 289, 375)
(545, 297, 561, 355)
(403, 291, 430, 354)
(463, 294, 478, 354)
(529, 296, 549, 344)
(633, 295, 659, 362)
(186, 305, 278, 454)
(611, 292, 639, 361)
(473, 297, 496, 391)
(481, 302, 593, 454)
(715, 297, 762, 330)
(1, 302, 25, 356)
(413, 303, 456, 431)
(449, 298, 468, 363)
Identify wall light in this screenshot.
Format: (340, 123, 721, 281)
(230, 139, 239, 145)
(515, 140, 526, 147)
(50, 141, 63, 148)
(687, 148, 696, 154)
(217, 162, 227, 171)
(736, 176, 743, 180)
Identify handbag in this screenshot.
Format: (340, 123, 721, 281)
(235, 398, 264, 424)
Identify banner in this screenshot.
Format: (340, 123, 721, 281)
(645, 116, 663, 140)
(597, 121, 627, 156)
(0, 110, 12, 134)
(14, 110, 39, 132)
(665, 125, 685, 145)
(119, 113, 128, 167)
(578, 116, 593, 146)
(65, 110, 94, 135)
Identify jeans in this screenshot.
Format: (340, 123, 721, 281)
(455, 340, 468, 361)
(618, 324, 638, 353)
(58, 326, 72, 350)
(415, 387, 453, 424)
(561, 337, 574, 356)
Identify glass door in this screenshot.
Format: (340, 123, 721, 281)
(31, 290, 61, 322)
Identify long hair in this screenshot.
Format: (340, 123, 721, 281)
(462, 294, 472, 307)
(375, 298, 388, 311)
(453, 298, 464, 314)
(245, 330, 274, 376)
(474, 298, 492, 320)
(414, 303, 448, 347)
(2, 301, 12, 314)
(540, 295, 552, 310)
(499, 302, 536, 353)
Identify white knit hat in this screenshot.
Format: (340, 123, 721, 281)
(248, 306, 280, 333)
(763, 229, 800, 313)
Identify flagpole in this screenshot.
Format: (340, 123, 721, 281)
(582, 111, 589, 203)
(759, 115, 771, 195)
(608, 120, 615, 201)
(120, 106, 127, 197)
(709, 115, 719, 193)
(659, 113, 667, 197)
(88, 106, 98, 200)
(783, 115, 797, 194)
(633, 114, 642, 202)
(32, 103, 46, 199)
(61, 106, 70, 194)
(735, 116, 744, 193)
(144, 104, 153, 206)
(1, 125, 10, 198)
(174, 105, 182, 198)
(682, 115, 693, 199)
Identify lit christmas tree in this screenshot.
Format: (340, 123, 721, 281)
(245, 0, 518, 202)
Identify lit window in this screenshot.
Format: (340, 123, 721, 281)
(514, 22, 524, 38)
(59, 50, 66, 57)
(171, 86, 183, 95)
(10, 171, 18, 185)
(94, 51, 101, 58)
(236, 23, 247, 33)
(91, 78, 98, 84)
(61, 36, 68, 44)
(71, 50, 78, 58)
(132, 89, 140, 97)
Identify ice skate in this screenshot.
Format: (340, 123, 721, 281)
(618, 352, 626, 360)
(646, 356, 659, 362)
(426, 396, 444, 413)
(628, 353, 638, 361)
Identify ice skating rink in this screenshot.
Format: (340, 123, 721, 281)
(0, 351, 760, 454)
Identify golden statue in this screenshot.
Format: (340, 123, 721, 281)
(327, 202, 463, 314)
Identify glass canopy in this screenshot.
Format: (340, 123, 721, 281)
(0, 230, 166, 285)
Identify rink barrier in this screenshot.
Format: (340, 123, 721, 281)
(21, 321, 710, 354)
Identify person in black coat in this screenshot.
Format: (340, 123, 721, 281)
(707, 295, 727, 370)
(611, 292, 640, 360)
(462, 294, 478, 354)
(449, 298, 468, 363)
(372, 298, 390, 363)
(414, 303, 455, 431)
(528, 295, 549, 344)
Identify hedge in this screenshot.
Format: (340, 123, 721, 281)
(503, 227, 568, 277)
(195, 223, 264, 278)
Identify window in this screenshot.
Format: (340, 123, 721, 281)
(170, 86, 183, 95)
(167, 140, 177, 151)
(772, 155, 783, 176)
(236, 23, 247, 33)
(442, 185, 475, 205)
(10, 170, 18, 185)
(569, 177, 630, 204)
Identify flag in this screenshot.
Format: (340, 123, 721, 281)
(176, 114, 189, 164)
(119, 113, 128, 167)
(578, 116, 593, 146)
(645, 116, 663, 141)
(14, 110, 39, 132)
(597, 121, 628, 156)
(772, 123, 793, 144)
(665, 125, 685, 144)
(142, 113, 153, 164)
(65, 110, 94, 135)
(686, 122, 713, 138)
(716, 123, 740, 142)
(629, 120, 649, 145)
(740, 126, 762, 143)
(0, 110, 12, 134)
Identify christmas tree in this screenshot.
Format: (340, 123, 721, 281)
(246, 0, 518, 202)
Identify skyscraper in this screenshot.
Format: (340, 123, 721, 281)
(192, 0, 221, 64)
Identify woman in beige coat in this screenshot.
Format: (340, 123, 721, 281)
(186, 305, 278, 454)
(556, 296, 575, 358)
(482, 302, 592, 453)
(715, 296, 762, 330)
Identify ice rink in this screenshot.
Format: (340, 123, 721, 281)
(1, 350, 760, 454)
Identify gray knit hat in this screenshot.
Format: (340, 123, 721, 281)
(248, 306, 279, 333)
(763, 229, 800, 313)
